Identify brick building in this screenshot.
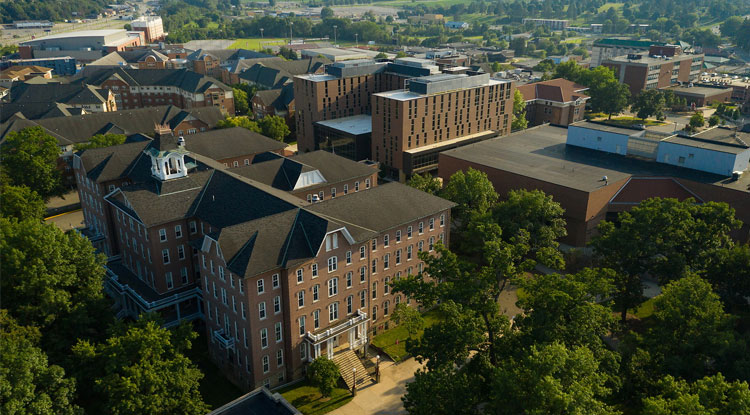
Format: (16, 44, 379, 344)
(73, 131, 454, 391)
(516, 78, 589, 126)
(131, 16, 165, 43)
(0, 65, 53, 87)
(602, 46, 703, 96)
(372, 73, 513, 179)
(8, 82, 117, 114)
(439, 123, 750, 246)
(81, 68, 235, 114)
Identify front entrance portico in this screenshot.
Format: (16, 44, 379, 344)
(305, 310, 369, 361)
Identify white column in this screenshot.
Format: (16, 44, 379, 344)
(176, 302, 181, 321)
(349, 327, 355, 349)
(327, 338, 333, 358)
(314, 343, 321, 359)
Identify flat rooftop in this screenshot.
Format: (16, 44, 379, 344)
(440, 124, 750, 193)
(314, 114, 372, 135)
(295, 73, 337, 82)
(570, 120, 645, 136)
(667, 85, 733, 97)
(605, 53, 699, 65)
(664, 135, 749, 154)
(302, 48, 366, 57)
(21, 29, 125, 42)
(374, 77, 507, 101)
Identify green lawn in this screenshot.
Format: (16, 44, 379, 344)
(605, 116, 667, 127)
(631, 298, 657, 319)
(229, 37, 288, 50)
(278, 380, 353, 415)
(598, 2, 624, 12)
(371, 309, 445, 362)
(185, 331, 243, 410)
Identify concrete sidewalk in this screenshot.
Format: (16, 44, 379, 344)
(330, 357, 424, 415)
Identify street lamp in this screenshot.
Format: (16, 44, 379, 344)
(375, 354, 380, 383)
(352, 367, 357, 396)
(355, 33, 359, 48)
(289, 21, 294, 44)
(260, 28, 264, 39)
(333, 25, 337, 47)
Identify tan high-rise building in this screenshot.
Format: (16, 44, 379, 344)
(372, 73, 514, 180)
(294, 58, 441, 157)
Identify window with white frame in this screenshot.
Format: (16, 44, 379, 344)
(218, 266, 225, 281)
(407, 225, 413, 238)
(301, 343, 307, 359)
(396, 249, 402, 265)
(371, 259, 377, 274)
(257, 279, 264, 294)
(384, 253, 390, 270)
(347, 295, 353, 314)
(243, 328, 248, 348)
(372, 305, 377, 320)
(296, 269, 303, 283)
(418, 240, 424, 252)
(239, 279, 244, 294)
(407, 245, 413, 260)
(299, 316, 306, 335)
(354, 181, 360, 191)
(360, 290, 367, 307)
(418, 221, 424, 234)
(178, 245, 185, 260)
(159, 228, 167, 242)
(181, 267, 188, 284)
(277, 349, 284, 366)
(346, 272, 352, 288)
(365, 178, 371, 189)
(396, 230, 401, 242)
(298, 291, 305, 307)
(189, 220, 197, 234)
(384, 300, 390, 316)
(327, 256, 337, 273)
(262, 355, 269, 373)
(272, 273, 279, 289)
(346, 250, 352, 264)
(360, 246, 366, 259)
(221, 288, 227, 305)
(259, 302, 266, 319)
(371, 239, 377, 251)
(372, 282, 377, 299)
(328, 278, 338, 296)
(440, 214, 445, 227)
(313, 284, 319, 302)
(311, 264, 318, 278)
(313, 309, 320, 329)
(260, 328, 268, 348)
(274, 296, 281, 313)
(429, 236, 435, 251)
(175, 225, 183, 238)
(212, 282, 217, 298)
(232, 296, 237, 312)
(331, 187, 336, 198)
(325, 234, 338, 251)
(166, 272, 173, 289)
(429, 218, 435, 231)
(360, 266, 366, 282)
(162, 249, 170, 264)
(343, 184, 349, 194)
(329, 302, 339, 321)
(384, 234, 389, 247)
(241, 302, 246, 319)
(384, 277, 390, 295)
(275, 322, 283, 342)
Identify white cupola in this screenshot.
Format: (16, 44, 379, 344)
(146, 123, 190, 181)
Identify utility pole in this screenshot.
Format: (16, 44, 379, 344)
(289, 21, 293, 44)
(355, 33, 358, 48)
(333, 25, 337, 47)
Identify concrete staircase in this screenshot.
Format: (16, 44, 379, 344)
(332, 350, 372, 390)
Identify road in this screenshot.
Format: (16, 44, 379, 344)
(45, 209, 84, 232)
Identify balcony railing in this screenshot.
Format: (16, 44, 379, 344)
(105, 266, 202, 312)
(306, 310, 368, 343)
(213, 329, 235, 350)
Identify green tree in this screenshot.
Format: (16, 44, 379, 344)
(395, 51, 408, 58)
(72, 318, 208, 415)
(217, 116, 261, 133)
(643, 275, 735, 380)
(591, 77, 630, 119)
(631, 89, 666, 120)
(307, 356, 339, 397)
(0, 217, 107, 330)
(706, 245, 750, 308)
(0, 311, 81, 415)
(489, 343, 620, 415)
(232, 87, 249, 115)
(258, 115, 291, 141)
(374, 52, 388, 59)
(689, 111, 705, 130)
(492, 189, 566, 266)
(708, 114, 720, 127)
(0, 126, 62, 200)
(643, 374, 750, 415)
(720, 16, 745, 38)
(441, 167, 498, 225)
(321, 6, 334, 19)
(552, 60, 584, 83)
(73, 134, 126, 151)
(733, 109, 740, 120)
(590, 198, 740, 323)
(406, 173, 442, 195)
(511, 89, 528, 131)
(0, 44, 18, 56)
(0, 184, 46, 221)
(390, 303, 424, 339)
(402, 365, 483, 415)
(278, 47, 297, 60)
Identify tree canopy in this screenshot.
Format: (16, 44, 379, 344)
(0, 127, 63, 200)
(511, 89, 528, 131)
(0, 184, 47, 221)
(73, 134, 126, 151)
(307, 356, 340, 397)
(217, 116, 261, 133)
(258, 115, 291, 142)
(406, 173, 442, 195)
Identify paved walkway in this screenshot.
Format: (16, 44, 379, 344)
(330, 357, 424, 415)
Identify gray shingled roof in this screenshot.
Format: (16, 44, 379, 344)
(307, 182, 456, 233)
(82, 68, 231, 93)
(9, 82, 110, 107)
(0, 105, 223, 145)
(183, 127, 286, 160)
